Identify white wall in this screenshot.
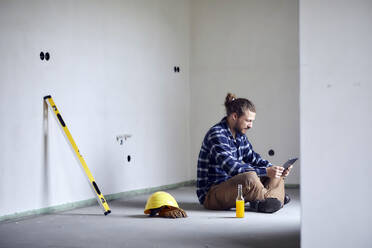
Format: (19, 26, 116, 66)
(190, 0, 300, 184)
(300, 0, 372, 247)
(0, 0, 191, 216)
(0, 0, 301, 218)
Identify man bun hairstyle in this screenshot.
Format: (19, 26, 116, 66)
(224, 92, 256, 117)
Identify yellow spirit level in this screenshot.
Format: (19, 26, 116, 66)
(43, 95, 111, 215)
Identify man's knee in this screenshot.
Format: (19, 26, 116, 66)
(239, 171, 261, 185)
(232, 172, 266, 201)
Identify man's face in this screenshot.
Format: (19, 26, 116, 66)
(233, 110, 256, 135)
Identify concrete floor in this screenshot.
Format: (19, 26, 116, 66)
(0, 186, 300, 248)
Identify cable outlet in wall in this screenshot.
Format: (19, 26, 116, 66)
(116, 134, 132, 145)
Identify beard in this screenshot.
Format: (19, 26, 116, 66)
(234, 124, 250, 134)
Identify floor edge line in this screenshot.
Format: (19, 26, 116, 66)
(0, 180, 196, 223)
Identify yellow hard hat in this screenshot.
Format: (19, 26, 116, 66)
(144, 191, 179, 215)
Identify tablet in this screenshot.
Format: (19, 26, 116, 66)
(282, 158, 298, 170)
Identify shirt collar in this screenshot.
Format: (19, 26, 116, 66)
(220, 117, 243, 140)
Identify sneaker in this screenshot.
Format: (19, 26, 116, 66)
(284, 194, 290, 205)
(249, 198, 282, 213)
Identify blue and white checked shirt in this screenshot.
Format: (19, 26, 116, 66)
(196, 117, 272, 204)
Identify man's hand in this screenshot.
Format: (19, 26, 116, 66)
(282, 165, 293, 178)
(266, 166, 284, 179)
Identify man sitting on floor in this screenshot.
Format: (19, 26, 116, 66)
(196, 93, 293, 213)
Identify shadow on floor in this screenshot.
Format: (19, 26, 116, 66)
(110, 199, 207, 211)
(175, 202, 206, 211)
(123, 214, 149, 219)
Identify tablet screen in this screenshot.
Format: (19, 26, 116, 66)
(282, 158, 298, 169)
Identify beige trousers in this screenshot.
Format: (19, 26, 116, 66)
(203, 172, 285, 210)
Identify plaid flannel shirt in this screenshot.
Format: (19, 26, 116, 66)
(196, 117, 272, 204)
